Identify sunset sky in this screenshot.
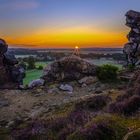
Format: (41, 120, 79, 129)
(1, 0, 140, 48)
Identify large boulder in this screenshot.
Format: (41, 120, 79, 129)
(42, 55, 97, 83)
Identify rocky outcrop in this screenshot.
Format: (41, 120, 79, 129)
(123, 10, 140, 66)
(0, 39, 25, 89)
(42, 55, 97, 83)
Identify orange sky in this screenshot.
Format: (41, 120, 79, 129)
(1, 0, 136, 48)
(5, 26, 128, 48)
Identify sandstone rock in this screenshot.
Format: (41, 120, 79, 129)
(28, 79, 45, 89)
(59, 84, 73, 94)
(42, 55, 97, 83)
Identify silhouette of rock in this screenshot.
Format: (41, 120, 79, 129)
(0, 38, 25, 89)
(42, 55, 97, 83)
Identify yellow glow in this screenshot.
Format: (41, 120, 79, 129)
(3, 26, 128, 48)
(75, 46, 79, 49)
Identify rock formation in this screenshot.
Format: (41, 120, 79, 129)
(0, 39, 25, 89)
(123, 10, 140, 66)
(42, 55, 97, 83)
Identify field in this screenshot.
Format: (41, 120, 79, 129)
(23, 62, 49, 85)
(23, 59, 123, 85)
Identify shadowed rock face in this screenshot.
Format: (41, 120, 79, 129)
(0, 39, 25, 89)
(123, 10, 140, 66)
(42, 55, 97, 83)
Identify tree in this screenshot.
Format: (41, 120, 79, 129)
(27, 56, 36, 70)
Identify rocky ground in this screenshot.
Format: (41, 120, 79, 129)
(0, 80, 122, 125)
(0, 74, 138, 140)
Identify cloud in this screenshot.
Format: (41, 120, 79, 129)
(0, 0, 39, 11)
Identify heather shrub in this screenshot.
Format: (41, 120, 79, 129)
(37, 65, 43, 70)
(75, 95, 111, 111)
(68, 117, 127, 140)
(109, 95, 140, 116)
(96, 64, 118, 82)
(127, 130, 140, 140)
(116, 89, 134, 102)
(12, 121, 47, 140)
(68, 109, 90, 126)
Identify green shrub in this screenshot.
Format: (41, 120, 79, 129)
(37, 65, 43, 70)
(97, 64, 118, 82)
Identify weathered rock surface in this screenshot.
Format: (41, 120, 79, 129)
(0, 39, 25, 89)
(42, 55, 97, 83)
(59, 84, 73, 94)
(28, 79, 45, 89)
(123, 10, 140, 66)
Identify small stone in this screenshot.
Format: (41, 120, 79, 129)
(59, 84, 73, 94)
(0, 99, 9, 107)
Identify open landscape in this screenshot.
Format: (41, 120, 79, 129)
(0, 0, 140, 140)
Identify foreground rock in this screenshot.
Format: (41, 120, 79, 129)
(123, 10, 140, 66)
(0, 39, 26, 89)
(42, 55, 97, 83)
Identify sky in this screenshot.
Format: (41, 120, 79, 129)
(0, 0, 140, 48)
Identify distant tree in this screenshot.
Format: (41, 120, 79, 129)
(37, 65, 43, 70)
(27, 56, 36, 70)
(19, 60, 27, 70)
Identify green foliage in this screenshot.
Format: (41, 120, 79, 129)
(26, 56, 36, 70)
(37, 65, 43, 70)
(97, 64, 119, 82)
(23, 70, 42, 85)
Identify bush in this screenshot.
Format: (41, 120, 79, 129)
(96, 64, 118, 82)
(37, 65, 43, 70)
(75, 95, 111, 111)
(68, 120, 126, 140)
(109, 95, 140, 116)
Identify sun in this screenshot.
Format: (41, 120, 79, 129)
(75, 46, 79, 49)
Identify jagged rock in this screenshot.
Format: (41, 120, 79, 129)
(3, 52, 18, 65)
(0, 39, 8, 55)
(127, 30, 140, 43)
(42, 55, 97, 83)
(123, 10, 140, 66)
(0, 38, 26, 89)
(125, 10, 140, 28)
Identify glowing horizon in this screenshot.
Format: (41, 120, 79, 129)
(1, 0, 140, 48)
